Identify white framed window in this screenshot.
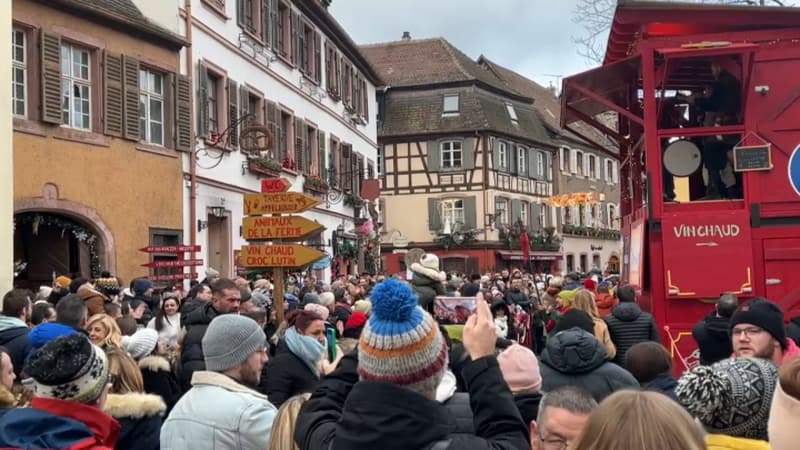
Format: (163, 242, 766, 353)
(498, 141, 508, 170)
(505, 102, 518, 123)
(519, 201, 528, 226)
(12, 29, 26, 117)
(561, 148, 570, 172)
(517, 146, 527, 174)
(440, 140, 463, 169)
(139, 69, 164, 145)
(572, 205, 580, 226)
(61, 43, 91, 130)
(443, 94, 459, 114)
(588, 154, 597, 179)
(495, 197, 508, 226)
(206, 72, 220, 133)
(441, 198, 465, 229)
(537, 152, 545, 177)
(613, 161, 619, 183)
(537, 204, 546, 230)
(605, 159, 613, 181)
(575, 151, 584, 176)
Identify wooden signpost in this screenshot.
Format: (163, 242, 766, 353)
(240, 179, 326, 322)
(140, 245, 203, 284)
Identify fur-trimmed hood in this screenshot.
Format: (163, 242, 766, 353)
(138, 355, 171, 373)
(0, 386, 15, 409)
(410, 262, 446, 282)
(103, 392, 166, 419)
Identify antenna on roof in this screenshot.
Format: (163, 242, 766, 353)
(543, 74, 563, 96)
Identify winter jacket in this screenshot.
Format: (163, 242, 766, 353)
(260, 345, 320, 408)
(786, 316, 800, 347)
(104, 392, 165, 450)
(705, 434, 770, 450)
(540, 328, 639, 402)
(139, 355, 182, 416)
(504, 289, 529, 307)
(0, 316, 29, 378)
(409, 262, 446, 312)
(78, 286, 109, 317)
(177, 302, 220, 392)
(592, 317, 616, 360)
(161, 371, 277, 450)
(436, 370, 474, 436)
(594, 293, 618, 318)
(460, 283, 481, 297)
(0, 397, 120, 449)
(641, 375, 678, 401)
(604, 302, 660, 365)
(513, 393, 542, 427)
(179, 297, 205, 317)
(692, 312, 733, 365)
(294, 352, 529, 450)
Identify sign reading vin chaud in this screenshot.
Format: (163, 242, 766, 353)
(672, 224, 741, 238)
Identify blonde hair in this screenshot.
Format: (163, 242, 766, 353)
(268, 393, 311, 450)
(86, 314, 122, 349)
(572, 289, 600, 319)
(573, 390, 706, 450)
(105, 347, 144, 394)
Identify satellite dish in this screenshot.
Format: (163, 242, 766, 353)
(663, 140, 702, 177)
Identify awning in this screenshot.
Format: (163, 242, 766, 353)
(497, 250, 563, 261)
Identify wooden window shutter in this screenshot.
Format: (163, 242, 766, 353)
(317, 131, 325, 177)
(197, 62, 209, 138)
(528, 149, 538, 179)
(463, 137, 476, 170)
(464, 197, 477, 229)
(294, 117, 304, 171)
(236, 0, 246, 28)
(355, 155, 364, 196)
(428, 198, 441, 231)
(528, 202, 536, 231)
(328, 140, 337, 188)
(40, 31, 62, 124)
(511, 199, 522, 224)
(261, 0, 270, 44)
(314, 32, 322, 83)
(175, 75, 192, 151)
(122, 56, 141, 141)
(341, 144, 351, 191)
(265, 100, 277, 159)
(269, 0, 279, 50)
(228, 79, 239, 148)
(324, 42, 332, 90)
(492, 138, 500, 170)
(302, 123, 310, 174)
(103, 52, 124, 137)
(290, 11, 298, 65)
(427, 141, 441, 172)
(362, 79, 369, 120)
(275, 107, 284, 161)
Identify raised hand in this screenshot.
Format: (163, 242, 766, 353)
(463, 292, 496, 360)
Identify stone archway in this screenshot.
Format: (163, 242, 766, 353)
(15, 186, 116, 279)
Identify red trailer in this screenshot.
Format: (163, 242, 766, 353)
(561, 1, 800, 371)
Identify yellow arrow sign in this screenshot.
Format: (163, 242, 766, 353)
(242, 216, 324, 241)
(243, 192, 321, 216)
(239, 244, 326, 268)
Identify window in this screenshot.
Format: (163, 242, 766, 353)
(608, 204, 617, 229)
(377, 146, 383, 178)
(277, 1, 289, 57)
(440, 140, 463, 169)
(537, 152, 545, 177)
(443, 94, 459, 114)
(139, 69, 164, 145)
(566, 254, 575, 273)
(495, 197, 508, 226)
(588, 154, 597, 179)
(441, 199, 465, 229)
(505, 102, 518, 123)
(149, 229, 183, 281)
(592, 254, 601, 271)
(280, 110, 292, 161)
(498, 141, 508, 170)
(299, 21, 309, 73)
(579, 254, 588, 273)
(61, 43, 91, 130)
(12, 29, 26, 117)
(561, 148, 570, 172)
(575, 151, 584, 176)
(241, 0, 256, 33)
(206, 72, 220, 133)
(519, 202, 528, 227)
(517, 146, 527, 174)
(606, 159, 614, 181)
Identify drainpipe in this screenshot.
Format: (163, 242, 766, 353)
(481, 131, 490, 272)
(0, 0, 12, 293)
(185, 0, 198, 278)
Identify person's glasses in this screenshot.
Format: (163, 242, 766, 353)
(731, 326, 765, 337)
(538, 432, 569, 450)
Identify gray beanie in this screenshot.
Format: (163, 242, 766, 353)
(202, 314, 266, 371)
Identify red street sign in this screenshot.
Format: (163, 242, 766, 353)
(261, 178, 292, 193)
(149, 272, 200, 282)
(139, 245, 201, 253)
(142, 259, 203, 268)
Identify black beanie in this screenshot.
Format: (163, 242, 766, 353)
(730, 298, 787, 350)
(552, 309, 595, 335)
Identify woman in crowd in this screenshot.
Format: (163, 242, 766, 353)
(86, 313, 123, 350)
(573, 390, 705, 450)
(625, 341, 678, 400)
(146, 296, 181, 357)
(267, 393, 311, 450)
(260, 310, 326, 408)
(571, 289, 616, 359)
(123, 328, 181, 415)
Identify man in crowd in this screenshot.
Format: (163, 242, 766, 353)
(0, 289, 32, 378)
(461, 273, 482, 297)
(130, 278, 156, 326)
(179, 278, 241, 391)
(55, 294, 88, 332)
(181, 283, 213, 316)
(31, 302, 56, 326)
(531, 386, 597, 450)
(505, 278, 529, 306)
(692, 293, 738, 365)
(162, 314, 275, 449)
(730, 297, 800, 367)
(605, 285, 660, 365)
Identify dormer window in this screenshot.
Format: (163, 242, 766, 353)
(505, 102, 518, 123)
(443, 94, 459, 115)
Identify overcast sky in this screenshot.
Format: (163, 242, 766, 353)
(329, 0, 602, 89)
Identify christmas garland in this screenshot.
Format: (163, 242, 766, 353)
(15, 213, 101, 277)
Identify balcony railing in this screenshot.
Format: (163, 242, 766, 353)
(562, 224, 621, 240)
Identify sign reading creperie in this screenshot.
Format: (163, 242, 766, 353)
(243, 192, 321, 216)
(239, 244, 325, 268)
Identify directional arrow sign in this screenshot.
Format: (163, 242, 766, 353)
(242, 216, 324, 240)
(139, 245, 201, 253)
(149, 272, 200, 282)
(244, 192, 321, 216)
(261, 178, 292, 193)
(239, 244, 325, 268)
(142, 259, 203, 268)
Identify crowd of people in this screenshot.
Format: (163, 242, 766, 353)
(0, 261, 796, 449)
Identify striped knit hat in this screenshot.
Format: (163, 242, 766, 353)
(358, 279, 448, 397)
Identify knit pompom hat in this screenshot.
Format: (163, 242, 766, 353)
(676, 357, 778, 440)
(122, 328, 159, 360)
(358, 279, 448, 397)
(25, 334, 109, 404)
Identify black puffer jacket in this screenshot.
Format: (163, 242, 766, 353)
(0, 317, 29, 379)
(259, 344, 319, 408)
(540, 328, 639, 402)
(504, 289, 529, 307)
(178, 302, 219, 392)
(604, 302, 660, 365)
(513, 393, 542, 427)
(295, 353, 529, 450)
(692, 312, 733, 365)
(409, 263, 446, 312)
(103, 392, 166, 450)
(139, 355, 182, 416)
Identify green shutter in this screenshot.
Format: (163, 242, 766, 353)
(428, 198, 441, 231)
(509, 145, 517, 174)
(463, 137, 476, 170)
(427, 141, 440, 172)
(464, 196, 477, 229)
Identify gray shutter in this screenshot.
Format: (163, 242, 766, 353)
(464, 196, 477, 229)
(103, 52, 124, 137)
(122, 56, 141, 141)
(290, 11, 298, 66)
(509, 145, 517, 174)
(315, 32, 322, 83)
(228, 80, 239, 148)
(175, 75, 192, 151)
(236, 0, 245, 27)
(600, 204, 608, 228)
(528, 201, 536, 231)
(317, 131, 326, 176)
(261, 0, 270, 44)
(295, 117, 304, 171)
(427, 141, 440, 172)
(197, 62, 209, 138)
(270, 0, 279, 50)
(546, 152, 552, 181)
(40, 31, 62, 124)
(511, 199, 522, 224)
(428, 198, 441, 231)
(462, 137, 476, 170)
(532, 203, 543, 233)
(528, 148, 538, 179)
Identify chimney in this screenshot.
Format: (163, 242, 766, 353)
(401, 31, 411, 41)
